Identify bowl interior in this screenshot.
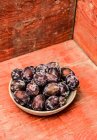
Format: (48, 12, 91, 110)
(9, 80, 77, 116)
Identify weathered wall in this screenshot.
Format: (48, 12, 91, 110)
(74, 0, 97, 65)
(0, 0, 76, 62)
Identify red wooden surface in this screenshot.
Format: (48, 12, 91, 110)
(0, 0, 76, 62)
(0, 40, 97, 140)
(74, 0, 97, 65)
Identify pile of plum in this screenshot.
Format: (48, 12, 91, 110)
(10, 62, 79, 111)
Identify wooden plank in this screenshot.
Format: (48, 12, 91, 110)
(74, 0, 97, 65)
(0, 40, 97, 139)
(0, 0, 76, 62)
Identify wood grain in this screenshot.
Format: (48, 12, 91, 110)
(74, 0, 97, 65)
(0, 0, 76, 62)
(0, 40, 97, 139)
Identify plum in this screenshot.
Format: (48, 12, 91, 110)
(35, 64, 48, 74)
(33, 73, 47, 86)
(59, 96, 66, 107)
(45, 96, 59, 111)
(46, 68, 60, 83)
(58, 82, 70, 97)
(47, 62, 61, 72)
(26, 80, 39, 96)
(22, 66, 35, 83)
(11, 80, 26, 92)
(32, 94, 45, 111)
(66, 74, 79, 91)
(11, 68, 22, 80)
(14, 90, 30, 106)
(43, 83, 60, 96)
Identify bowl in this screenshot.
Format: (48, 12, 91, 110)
(9, 80, 77, 116)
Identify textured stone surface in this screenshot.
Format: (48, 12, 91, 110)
(0, 0, 76, 62)
(74, 0, 97, 65)
(0, 40, 97, 139)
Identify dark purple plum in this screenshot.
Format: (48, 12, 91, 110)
(46, 68, 60, 83)
(14, 90, 30, 106)
(32, 94, 45, 111)
(35, 64, 48, 74)
(45, 96, 59, 111)
(22, 66, 35, 82)
(58, 82, 70, 97)
(11, 80, 26, 92)
(26, 80, 39, 96)
(43, 83, 60, 96)
(66, 74, 79, 91)
(47, 62, 61, 72)
(59, 96, 66, 107)
(11, 68, 22, 80)
(33, 73, 47, 86)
